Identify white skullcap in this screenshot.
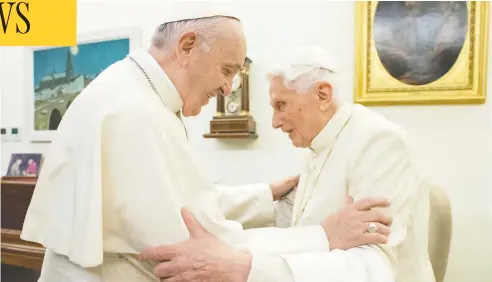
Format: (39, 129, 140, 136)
(271, 45, 340, 80)
(161, 1, 240, 24)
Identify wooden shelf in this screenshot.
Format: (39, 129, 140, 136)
(1, 176, 45, 276)
(1, 229, 45, 270)
(1, 176, 38, 185)
(203, 115, 258, 139)
(203, 132, 258, 139)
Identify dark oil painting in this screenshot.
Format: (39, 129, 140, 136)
(373, 1, 468, 86)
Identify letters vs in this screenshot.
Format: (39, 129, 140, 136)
(0, 2, 30, 34)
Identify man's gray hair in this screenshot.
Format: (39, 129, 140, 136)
(151, 16, 233, 53)
(268, 66, 340, 100)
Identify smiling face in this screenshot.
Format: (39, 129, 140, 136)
(269, 76, 335, 147)
(174, 19, 246, 116)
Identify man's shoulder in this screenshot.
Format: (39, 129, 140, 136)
(99, 97, 185, 141)
(346, 105, 424, 176)
(65, 60, 174, 123)
(60, 61, 134, 113)
(74, 58, 153, 100)
(350, 104, 408, 141)
(47, 58, 184, 146)
(102, 100, 179, 128)
(342, 104, 414, 161)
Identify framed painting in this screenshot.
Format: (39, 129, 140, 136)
(354, 1, 489, 105)
(25, 27, 141, 142)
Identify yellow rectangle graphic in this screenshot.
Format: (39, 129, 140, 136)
(0, 0, 76, 46)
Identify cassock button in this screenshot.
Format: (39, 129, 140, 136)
(310, 163, 316, 170)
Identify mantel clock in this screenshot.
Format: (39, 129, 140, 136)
(203, 57, 258, 139)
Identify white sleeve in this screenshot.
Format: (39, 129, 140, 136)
(248, 247, 394, 282)
(216, 181, 297, 229)
(348, 129, 425, 258)
(101, 110, 332, 257)
(238, 225, 330, 255)
(215, 183, 276, 229)
(273, 189, 296, 228)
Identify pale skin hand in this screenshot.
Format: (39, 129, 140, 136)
(139, 197, 393, 282)
(139, 209, 251, 282)
(324, 196, 393, 250)
(270, 175, 299, 201)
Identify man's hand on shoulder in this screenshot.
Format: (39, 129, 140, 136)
(270, 175, 299, 201)
(321, 196, 393, 250)
(139, 208, 251, 282)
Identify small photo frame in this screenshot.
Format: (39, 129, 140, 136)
(6, 153, 43, 177)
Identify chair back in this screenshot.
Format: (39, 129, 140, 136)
(428, 185, 453, 282)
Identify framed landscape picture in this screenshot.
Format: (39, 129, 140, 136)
(354, 1, 489, 105)
(25, 27, 141, 142)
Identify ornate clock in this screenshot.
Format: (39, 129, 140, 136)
(203, 57, 258, 139)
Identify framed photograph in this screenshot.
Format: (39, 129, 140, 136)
(354, 1, 489, 105)
(6, 153, 43, 177)
(25, 27, 141, 142)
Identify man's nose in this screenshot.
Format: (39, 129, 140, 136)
(222, 75, 235, 96)
(222, 84, 231, 96)
(272, 115, 282, 129)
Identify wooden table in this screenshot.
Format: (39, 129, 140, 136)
(1, 177, 44, 281)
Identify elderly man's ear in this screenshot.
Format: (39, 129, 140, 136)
(315, 82, 334, 111)
(176, 31, 198, 62)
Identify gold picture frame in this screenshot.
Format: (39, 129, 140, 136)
(354, 1, 489, 105)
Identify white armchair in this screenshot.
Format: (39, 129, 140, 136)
(428, 184, 453, 282)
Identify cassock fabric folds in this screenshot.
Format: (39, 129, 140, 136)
(20, 49, 331, 282)
(247, 103, 436, 282)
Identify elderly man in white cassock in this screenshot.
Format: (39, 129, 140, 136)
(20, 10, 394, 282)
(140, 46, 436, 282)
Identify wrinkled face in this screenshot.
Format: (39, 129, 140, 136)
(269, 77, 334, 147)
(176, 20, 246, 116)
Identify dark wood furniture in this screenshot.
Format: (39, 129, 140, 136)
(1, 177, 44, 281)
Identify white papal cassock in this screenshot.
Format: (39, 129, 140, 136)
(256, 103, 436, 282)
(20, 48, 333, 281)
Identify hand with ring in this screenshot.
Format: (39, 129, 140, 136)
(367, 222, 378, 233)
(320, 196, 393, 250)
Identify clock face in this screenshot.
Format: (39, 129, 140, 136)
(231, 73, 242, 92)
(227, 101, 239, 114)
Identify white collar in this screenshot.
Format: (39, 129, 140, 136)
(309, 103, 355, 154)
(127, 48, 183, 113)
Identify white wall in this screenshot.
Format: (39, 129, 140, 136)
(1, 1, 491, 281)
